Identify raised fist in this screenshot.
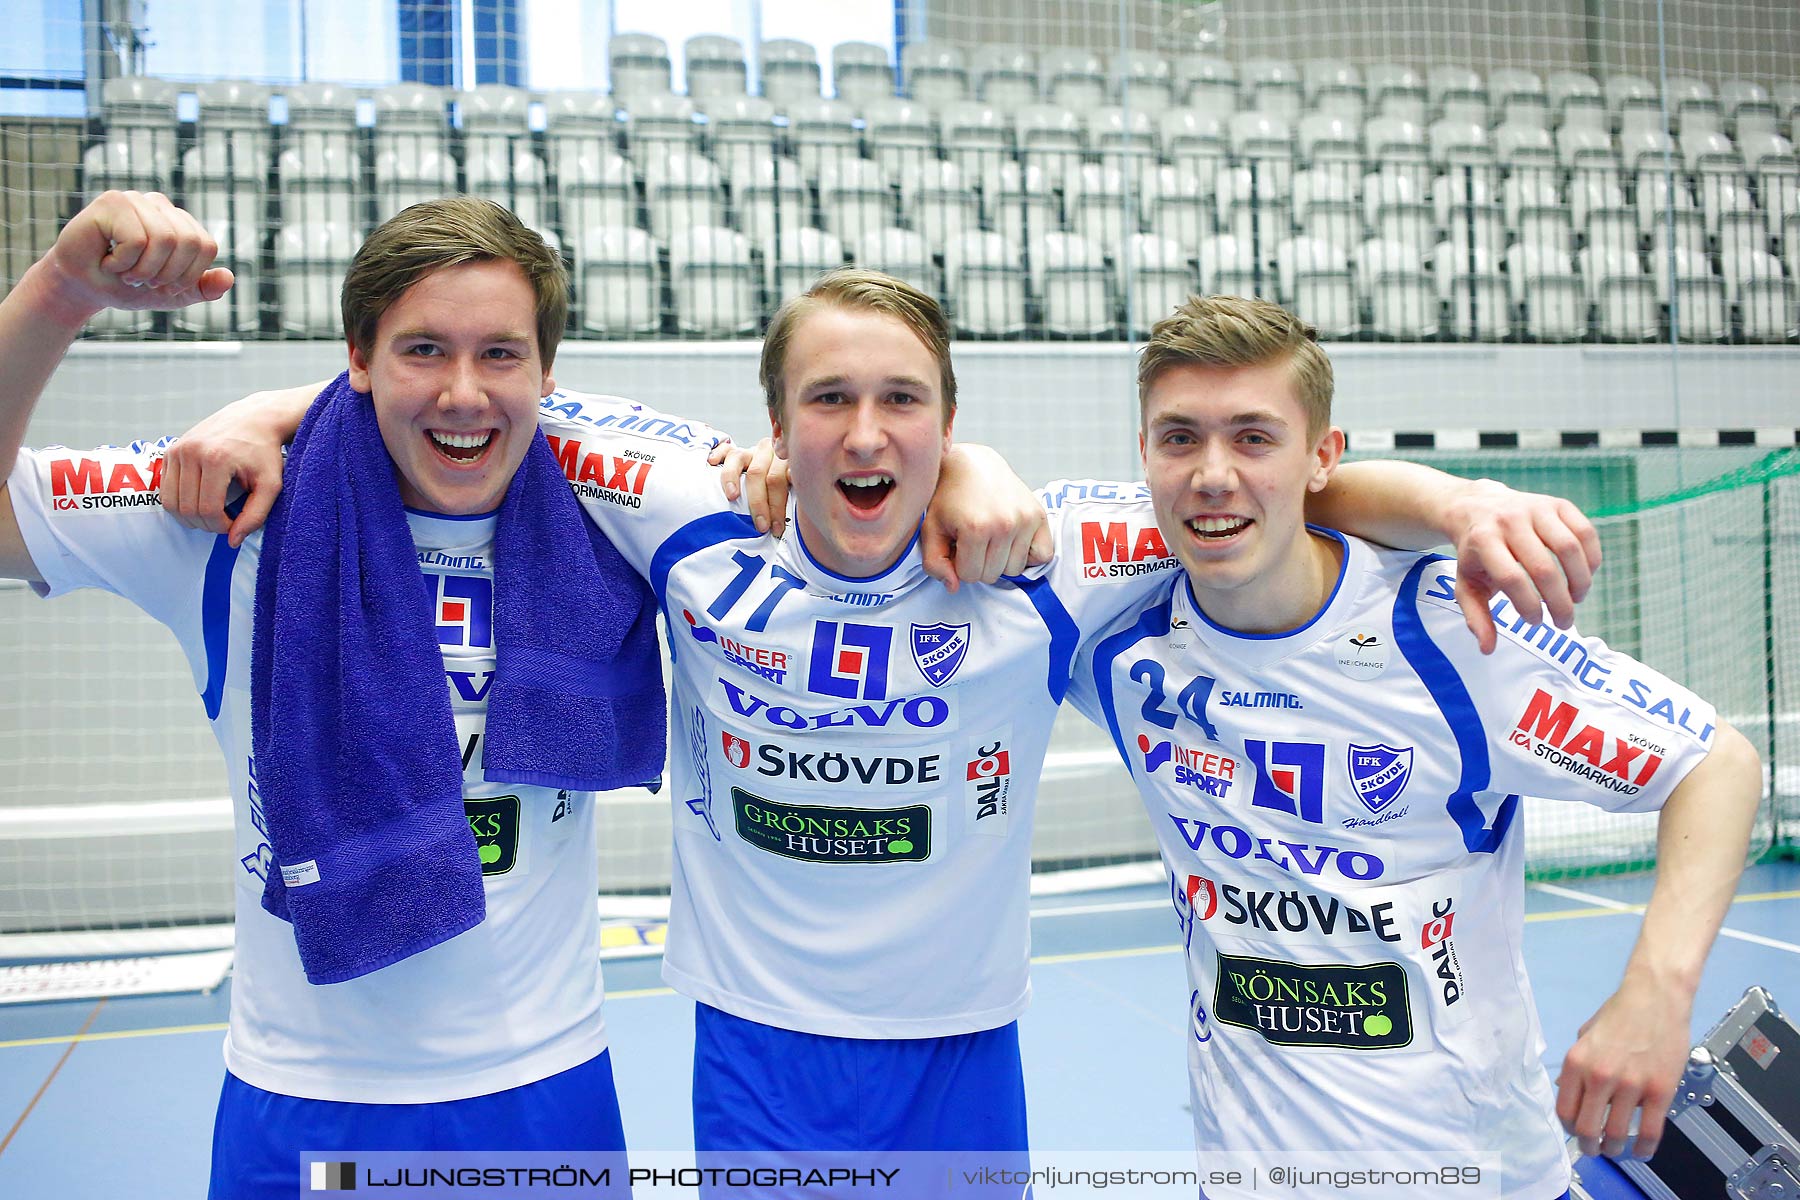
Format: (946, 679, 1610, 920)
(40, 190, 234, 320)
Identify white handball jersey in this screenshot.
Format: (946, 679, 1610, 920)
(536, 390, 1176, 1038)
(1067, 530, 1717, 1200)
(9, 438, 644, 1104)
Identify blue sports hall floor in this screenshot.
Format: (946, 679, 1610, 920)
(2, 860, 1797, 1197)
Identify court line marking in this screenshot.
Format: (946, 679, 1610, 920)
(1033, 944, 1178, 967)
(0, 1021, 228, 1050)
(1031, 898, 1164, 917)
(1032, 886, 1800, 921)
(1531, 882, 1800, 955)
(0, 998, 104, 1158)
(3, 887, 1795, 1051)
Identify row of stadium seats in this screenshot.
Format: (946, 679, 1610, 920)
(93, 213, 1796, 345)
(68, 69, 1800, 344)
(81, 76, 1800, 223)
(82, 80, 1800, 271)
(83, 135, 1800, 285)
(85, 114, 1800, 273)
(83, 76, 1800, 178)
(86, 116, 1800, 213)
(266, 161, 1795, 273)
(598, 33, 1800, 140)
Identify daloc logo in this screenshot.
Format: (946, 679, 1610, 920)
(910, 622, 970, 687)
(1422, 898, 1464, 1009)
(1347, 743, 1413, 813)
(965, 730, 1012, 834)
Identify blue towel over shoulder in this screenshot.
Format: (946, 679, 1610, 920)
(250, 373, 664, 985)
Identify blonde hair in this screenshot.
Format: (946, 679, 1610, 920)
(759, 268, 956, 426)
(1138, 295, 1334, 439)
(341, 196, 569, 366)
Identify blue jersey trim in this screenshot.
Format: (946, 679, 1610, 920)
(200, 502, 246, 721)
(402, 505, 500, 522)
(1089, 588, 1177, 767)
(1392, 553, 1518, 854)
(794, 520, 921, 585)
(1005, 574, 1080, 704)
(1187, 525, 1349, 642)
(650, 509, 761, 614)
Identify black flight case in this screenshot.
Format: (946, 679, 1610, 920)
(1570, 985, 1800, 1199)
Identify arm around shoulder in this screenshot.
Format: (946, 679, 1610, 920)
(1315, 461, 1600, 652)
(160, 382, 324, 545)
(921, 443, 1051, 590)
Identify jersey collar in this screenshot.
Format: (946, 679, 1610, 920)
(1179, 526, 1367, 668)
(782, 508, 929, 600)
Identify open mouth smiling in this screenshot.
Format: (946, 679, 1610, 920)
(1189, 515, 1252, 539)
(838, 472, 896, 511)
(429, 429, 495, 463)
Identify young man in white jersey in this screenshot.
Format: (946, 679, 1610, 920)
(1064, 295, 1763, 1199)
(166, 269, 1608, 1172)
(0, 192, 661, 1198)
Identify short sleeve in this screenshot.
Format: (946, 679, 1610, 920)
(8, 441, 216, 631)
(1036, 478, 1187, 644)
(535, 391, 746, 576)
(1404, 557, 1716, 815)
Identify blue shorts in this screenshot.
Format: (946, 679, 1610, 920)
(208, 1049, 628, 1200)
(691, 1003, 1030, 1152)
